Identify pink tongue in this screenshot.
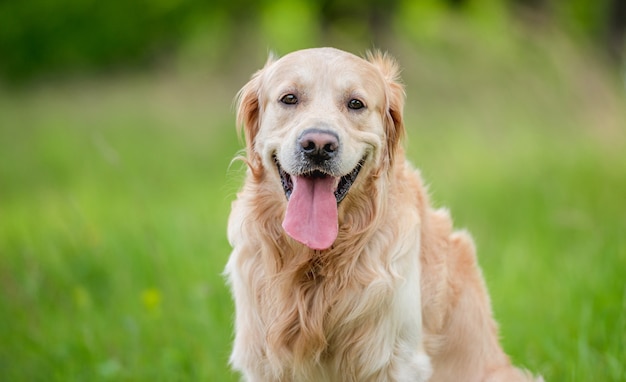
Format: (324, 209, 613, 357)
(282, 175, 338, 250)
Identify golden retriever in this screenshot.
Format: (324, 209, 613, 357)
(225, 47, 542, 382)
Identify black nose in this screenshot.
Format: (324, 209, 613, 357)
(298, 129, 339, 162)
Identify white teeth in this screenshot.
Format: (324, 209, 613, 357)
(275, 155, 366, 204)
(275, 156, 293, 200)
(334, 158, 365, 203)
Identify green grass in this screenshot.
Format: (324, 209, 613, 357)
(1, 35, 625, 381)
(0, 76, 241, 381)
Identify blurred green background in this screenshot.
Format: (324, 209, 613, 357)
(1, 0, 625, 381)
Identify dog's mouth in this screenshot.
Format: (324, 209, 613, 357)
(275, 155, 365, 250)
(275, 156, 365, 204)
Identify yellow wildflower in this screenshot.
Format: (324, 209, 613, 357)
(141, 288, 162, 316)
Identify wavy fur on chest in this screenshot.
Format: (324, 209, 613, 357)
(227, 162, 426, 381)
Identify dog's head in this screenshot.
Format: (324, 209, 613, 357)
(236, 48, 405, 250)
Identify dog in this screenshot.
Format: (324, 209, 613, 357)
(225, 47, 542, 382)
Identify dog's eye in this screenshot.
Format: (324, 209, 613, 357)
(348, 99, 365, 110)
(280, 94, 298, 105)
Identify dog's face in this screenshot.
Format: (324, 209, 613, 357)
(237, 48, 405, 250)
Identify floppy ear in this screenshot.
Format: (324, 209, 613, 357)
(235, 53, 276, 169)
(366, 51, 406, 163)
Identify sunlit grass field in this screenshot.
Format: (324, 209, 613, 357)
(1, 36, 625, 381)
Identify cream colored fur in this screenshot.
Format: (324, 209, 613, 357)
(225, 47, 542, 382)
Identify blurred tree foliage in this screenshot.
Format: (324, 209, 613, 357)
(0, 0, 623, 83)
